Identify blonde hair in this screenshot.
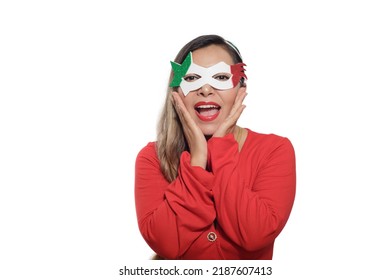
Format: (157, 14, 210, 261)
(156, 35, 245, 182)
(156, 86, 187, 182)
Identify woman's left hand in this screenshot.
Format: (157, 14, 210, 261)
(213, 88, 247, 138)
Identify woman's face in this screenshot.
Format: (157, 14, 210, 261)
(177, 44, 246, 136)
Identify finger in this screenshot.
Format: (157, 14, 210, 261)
(171, 91, 181, 108)
(226, 92, 247, 124)
(231, 104, 246, 121)
(227, 92, 248, 120)
(171, 91, 199, 134)
(225, 105, 246, 128)
(234, 91, 248, 109)
(172, 92, 187, 121)
(172, 93, 191, 123)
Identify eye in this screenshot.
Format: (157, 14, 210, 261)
(183, 74, 200, 82)
(213, 73, 231, 81)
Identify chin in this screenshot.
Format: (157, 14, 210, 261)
(199, 125, 218, 137)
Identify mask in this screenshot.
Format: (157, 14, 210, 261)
(170, 52, 246, 95)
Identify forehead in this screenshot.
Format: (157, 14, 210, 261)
(191, 44, 234, 68)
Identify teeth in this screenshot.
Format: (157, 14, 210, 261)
(196, 105, 219, 109)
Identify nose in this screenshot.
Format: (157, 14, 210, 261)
(197, 84, 214, 97)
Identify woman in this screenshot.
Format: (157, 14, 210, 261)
(135, 34, 296, 260)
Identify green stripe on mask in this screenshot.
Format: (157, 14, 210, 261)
(169, 52, 192, 87)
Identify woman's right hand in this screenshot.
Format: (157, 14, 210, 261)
(172, 91, 208, 169)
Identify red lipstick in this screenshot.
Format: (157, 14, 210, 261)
(194, 102, 221, 122)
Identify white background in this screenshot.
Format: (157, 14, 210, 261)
(1, 1, 389, 279)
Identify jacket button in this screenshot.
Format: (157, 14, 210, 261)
(207, 232, 217, 242)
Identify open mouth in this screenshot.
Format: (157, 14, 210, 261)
(194, 102, 221, 121)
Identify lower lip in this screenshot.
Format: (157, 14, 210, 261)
(195, 110, 220, 122)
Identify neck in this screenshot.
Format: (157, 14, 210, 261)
(234, 126, 247, 152)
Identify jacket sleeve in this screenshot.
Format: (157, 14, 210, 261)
(134, 143, 216, 259)
(208, 134, 296, 252)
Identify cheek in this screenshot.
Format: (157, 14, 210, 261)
(220, 91, 237, 108)
(182, 96, 195, 113)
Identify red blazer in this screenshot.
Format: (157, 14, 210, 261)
(135, 129, 296, 259)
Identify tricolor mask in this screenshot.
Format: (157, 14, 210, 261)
(170, 52, 247, 95)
